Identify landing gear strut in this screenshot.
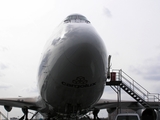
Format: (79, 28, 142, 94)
(19, 108, 28, 120)
(93, 109, 100, 120)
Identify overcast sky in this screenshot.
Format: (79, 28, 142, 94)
(0, 0, 160, 118)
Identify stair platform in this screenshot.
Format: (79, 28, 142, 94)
(106, 81, 122, 86)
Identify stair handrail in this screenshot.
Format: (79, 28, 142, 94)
(121, 70, 150, 93)
(112, 69, 160, 102)
(113, 69, 150, 97)
(147, 93, 160, 102)
(121, 75, 147, 99)
(121, 70, 160, 102)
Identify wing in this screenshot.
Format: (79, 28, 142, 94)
(0, 96, 42, 111)
(93, 99, 143, 111)
(93, 98, 160, 113)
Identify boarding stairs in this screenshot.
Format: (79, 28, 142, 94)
(106, 69, 160, 109)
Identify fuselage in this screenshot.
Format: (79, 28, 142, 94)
(38, 14, 108, 117)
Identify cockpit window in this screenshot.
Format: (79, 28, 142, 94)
(64, 14, 90, 23)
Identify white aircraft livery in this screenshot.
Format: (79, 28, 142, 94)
(0, 14, 159, 120)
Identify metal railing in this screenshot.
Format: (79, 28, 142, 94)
(112, 69, 160, 102)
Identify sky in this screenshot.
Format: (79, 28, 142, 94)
(0, 0, 160, 118)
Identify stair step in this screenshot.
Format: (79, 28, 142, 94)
(125, 88, 128, 90)
(120, 84, 151, 108)
(130, 93, 134, 95)
(127, 90, 131, 93)
(138, 100, 143, 103)
(133, 96, 137, 98)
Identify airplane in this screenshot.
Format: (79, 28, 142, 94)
(0, 14, 159, 120)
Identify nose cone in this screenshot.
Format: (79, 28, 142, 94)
(64, 25, 104, 67)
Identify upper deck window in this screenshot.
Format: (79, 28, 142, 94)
(64, 14, 90, 23)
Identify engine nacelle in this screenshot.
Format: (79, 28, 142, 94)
(137, 109, 158, 120)
(4, 105, 12, 112)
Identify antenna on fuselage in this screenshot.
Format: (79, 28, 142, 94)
(107, 55, 111, 79)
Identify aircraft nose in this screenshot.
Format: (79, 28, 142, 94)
(64, 31, 101, 67)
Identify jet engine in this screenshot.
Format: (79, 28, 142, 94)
(4, 105, 12, 112)
(137, 109, 158, 120)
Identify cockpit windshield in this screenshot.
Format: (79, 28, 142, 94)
(64, 14, 90, 23)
